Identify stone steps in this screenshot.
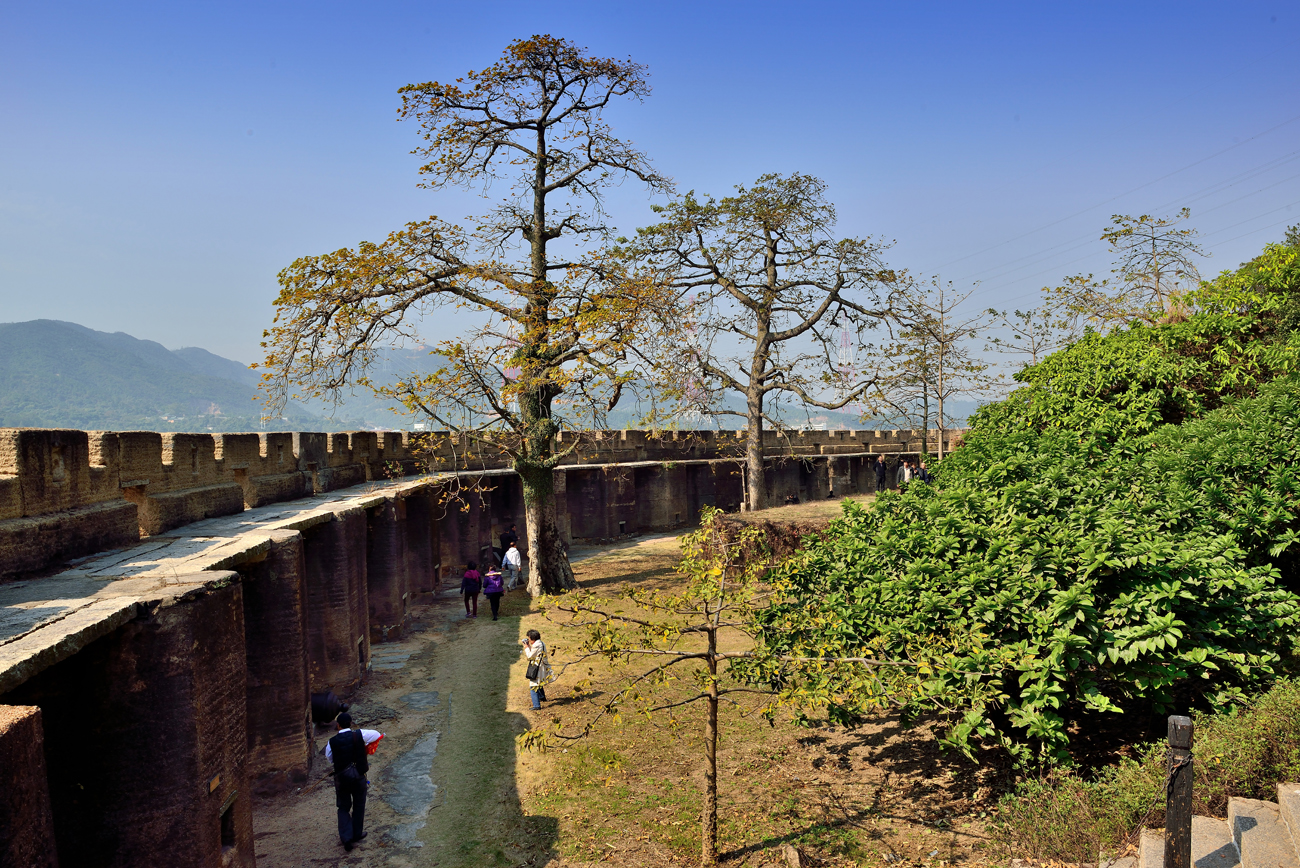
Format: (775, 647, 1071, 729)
(1137, 785, 1300, 868)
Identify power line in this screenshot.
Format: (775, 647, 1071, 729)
(952, 152, 1300, 288)
(976, 203, 1299, 310)
(932, 112, 1300, 272)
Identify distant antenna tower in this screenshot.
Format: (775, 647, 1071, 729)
(837, 326, 854, 397)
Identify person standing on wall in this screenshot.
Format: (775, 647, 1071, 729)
(521, 629, 551, 710)
(461, 560, 482, 618)
(483, 566, 505, 620)
(326, 712, 384, 851)
(503, 540, 523, 591)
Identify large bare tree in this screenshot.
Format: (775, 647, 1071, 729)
(623, 173, 896, 510)
(258, 36, 671, 592)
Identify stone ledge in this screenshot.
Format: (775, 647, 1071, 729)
(0, 571, 239, 696)
(0, 500, 139, 583)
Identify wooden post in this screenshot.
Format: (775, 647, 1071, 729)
(1165, 715, 1194, 868)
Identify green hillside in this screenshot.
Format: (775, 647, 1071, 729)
(0, 320, 328, 431)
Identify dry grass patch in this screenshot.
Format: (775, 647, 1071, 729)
(515, 513, 1004, 868)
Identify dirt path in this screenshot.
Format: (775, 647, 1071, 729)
(252, 585, 557, 868)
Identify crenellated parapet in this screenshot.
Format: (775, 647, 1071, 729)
(0, 425, 965, 583)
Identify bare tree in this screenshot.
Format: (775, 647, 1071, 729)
(881, 278, 992, 458)
(530, 509, 914, 866)
(622, 174, 896, 510)
(1047, 208, 1206, 330)
(258, 36, 672, 593)
(986, 302, 1073, 368)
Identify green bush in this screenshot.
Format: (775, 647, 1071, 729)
(757, 375, 1300, 762)
(754, 237, 1300, 763)
(996, 679, 1300, 861)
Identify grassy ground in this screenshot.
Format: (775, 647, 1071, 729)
(514, 497, 1005, 867)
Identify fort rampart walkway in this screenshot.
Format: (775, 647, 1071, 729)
(0, 425, 961, 868)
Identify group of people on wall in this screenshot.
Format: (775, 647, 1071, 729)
(872, 454, 932, 493)
(459, 523, 526, 620)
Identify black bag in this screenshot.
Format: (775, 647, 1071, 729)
(525, 661, 540, 681)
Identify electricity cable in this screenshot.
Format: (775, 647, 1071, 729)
(951, 148, 1300, 285)
(931, 112, 1300, 272)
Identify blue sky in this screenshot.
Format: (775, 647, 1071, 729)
(1, 1, 1298, 363)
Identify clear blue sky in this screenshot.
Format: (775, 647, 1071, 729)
(2, 1, 1298, 363)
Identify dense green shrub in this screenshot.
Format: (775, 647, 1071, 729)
(958, 310, 1300, 446)
(758, 376, 1300, 762)
(996, 679, 1300, 860)
(755, 237, 1300, 763)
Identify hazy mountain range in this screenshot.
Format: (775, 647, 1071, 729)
(0, 320, 424, 432)
(0, 320, 977, 433)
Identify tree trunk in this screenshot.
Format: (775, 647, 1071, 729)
(702, 626, 719, 866)
(937, 392, 946, 462)
(518, 462, 576, 594)
(745, 388, 766, 512)
(920, 385, 930, 459)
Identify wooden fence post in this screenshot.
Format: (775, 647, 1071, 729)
(1165, 715, 1194, 868)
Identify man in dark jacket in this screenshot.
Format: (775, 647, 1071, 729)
(499, 524, 519, 555)
(328, 712, 369, 850)
(874, 456, 888, 491)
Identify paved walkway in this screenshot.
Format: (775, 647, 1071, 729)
(0, 473, 455, 697)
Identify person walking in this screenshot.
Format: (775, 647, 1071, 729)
(325, 712, 384, 851)
(483, 566, 505, 620)
(898, 460, 912, 493)
(461, 560, 482, 618)
(874, 455, 887, 492)
(503, 540, 523, 591)
(521, 629, 551, 710)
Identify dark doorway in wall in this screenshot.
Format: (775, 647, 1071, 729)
(220, 798, 236, 851)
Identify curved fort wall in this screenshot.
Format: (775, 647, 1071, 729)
(0, 425, 961, 868)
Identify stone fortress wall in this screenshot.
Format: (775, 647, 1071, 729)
(0, 424, 961, 867)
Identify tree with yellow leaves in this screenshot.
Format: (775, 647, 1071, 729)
(258, 36, 672, 592)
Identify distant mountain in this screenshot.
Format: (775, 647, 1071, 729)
(171, 345, 262, 388)
(0, 320, 457, 432)
(0, 320, 329, 432)
(0, 319, 978, 434)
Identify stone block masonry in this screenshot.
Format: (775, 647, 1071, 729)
(237, 529, 312, 793)
(302, 508, 369, 694)
(2, 574, 251, 868)
(0, 424, 963, 865)
(0, 705, 58, 868)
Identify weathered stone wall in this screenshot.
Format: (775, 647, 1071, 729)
(302, 508, 369, 694)
(0, 705, 58, 868)
(0, 424, 964, 865)
(2, 577, 251, 868)
(0, 425, 963, 582)
(237, 531, 313, 793)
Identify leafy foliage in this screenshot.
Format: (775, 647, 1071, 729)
(757, 323, 1300, 762)
(995, 679, 1300, 861)
(961, 311, 1300, 446)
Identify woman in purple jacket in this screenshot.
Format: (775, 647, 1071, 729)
(483, 567, 505, 620)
